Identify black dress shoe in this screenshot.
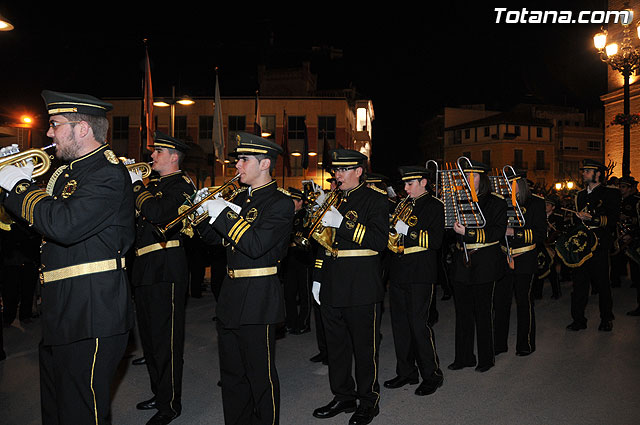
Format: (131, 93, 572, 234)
(136, 397, 157, 410)
(146, 411, 178, 425)
(132, 356, 146, 365)
(310, 352, 327, 363)
(447, 361, 475, 370)
(415, 376, 443, 396)
(516, 350, 534, 357)
(383, 375, 419, 389)
(292, 326, 311, 335)
(475, 364, 493, 373)
(566, 322, 587, 331)
(313, 400, 357, 419)
(627, 307, 640, 316)
(598, 320, 613, 331)
(349, 405, 379, 425)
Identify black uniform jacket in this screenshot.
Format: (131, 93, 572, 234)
(131, 171, 195, 286)
(620, 192, 640, 234)
(501, 194, 547, 274)
(451, 192, 508, 285)
(389, 192, 444, 284)
(312, 183, 389, 307)
(2, 144, 135, 345)
(198, 180, 294, 328)
(575, 184, 621, 250)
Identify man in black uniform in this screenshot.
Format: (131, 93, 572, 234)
(284, 187, 313, 334)
(311, 149, 388, 425)
(196, 132, 294, 425)
(0, 90, 135, 424)
(612, 176, 640, 315)
(449, 160, 507, 373)
(494, 170, 546, 357)
(384, 166, 444, 396)
(129, 131, 195, 425)
(567, 159, 621, 332)
(533, 194, 565, 299)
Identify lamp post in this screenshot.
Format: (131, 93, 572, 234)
(594, 4, 640, 178)
(153, 86, 194, 138)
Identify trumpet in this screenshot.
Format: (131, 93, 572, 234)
(0, 144, 54, 178)
(154, 174, 241, 239)
(0, 144, 55, 231)
(120, 158, 153, 179)
(388, 195, 413, 254)
(296, 181, 343, 254)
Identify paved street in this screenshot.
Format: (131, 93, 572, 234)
(2, 278, 640, 425)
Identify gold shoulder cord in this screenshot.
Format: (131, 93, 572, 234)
(46, 165, 69, 195)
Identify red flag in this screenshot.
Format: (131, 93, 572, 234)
(143, 44, 154, 152)
(282, 110, 291, 177)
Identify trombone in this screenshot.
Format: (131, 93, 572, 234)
(154, 174, 241, 239)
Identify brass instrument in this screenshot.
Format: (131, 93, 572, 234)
(428, 157, 486, 264)
(0, 144, 54, 178)
(388, 195, 413, 254)
(0, 144, 55, 231)
(121, 158, 153, 179)
(154, 174, 241, 239)
(296, 181, 343, 254)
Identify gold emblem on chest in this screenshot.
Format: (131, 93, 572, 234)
(246, 207, 258, 222)
(61, 180, 78, 198)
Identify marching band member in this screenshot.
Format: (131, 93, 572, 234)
(0, 90, 135, 424)
(566, 159, 620, 332)
(196, 132, 294, 425)
(448, 160, 507, 373)
(311, 149, 388, 425)
(494, 170, 546, 357)
(384, 166, 444, 396)
(129, 131, 195, 425)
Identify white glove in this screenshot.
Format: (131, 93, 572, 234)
(0, 163, 34, 191)
(395, 219, 409, 236)
(322, 206, 343, 228)
(203, 198, 229, 224)
(193, 188, 210, 215)
(129, 170, 143, 184)
(386, 186, 397, 198)
(315, 190, 327, 206)
(312, 281, 321, 305)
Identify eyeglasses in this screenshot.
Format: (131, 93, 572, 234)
(331, 166, 359, 173)
(49, 120, 82, 129)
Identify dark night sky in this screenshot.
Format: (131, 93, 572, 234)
(0, 1, 611, 177)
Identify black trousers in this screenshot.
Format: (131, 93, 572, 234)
(494, 273, 536, 354)
(217, 322, 279, 425)
(40, 332, 128, 425)
(452, 280, 495, 368)
(313, 299, 327, 357)
(2, 263, 37, 322)
(571, 248, 613, 325)
(533, 262, 562, 298)
(388, 283, 442, 381)
(321, 302, 381, 408)
(283, 257, 311, 331)
(134, 281, 186, 416)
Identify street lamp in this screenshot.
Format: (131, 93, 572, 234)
(153, 86, 193, 138)
(0, 13, 14, 31)
(593, 4, 640, 178)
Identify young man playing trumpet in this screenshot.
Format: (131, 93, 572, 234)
(384, 166, 445, 396)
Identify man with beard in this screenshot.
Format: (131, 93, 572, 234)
(0, 90, 134, 424)
(566, 159, 620, 332)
